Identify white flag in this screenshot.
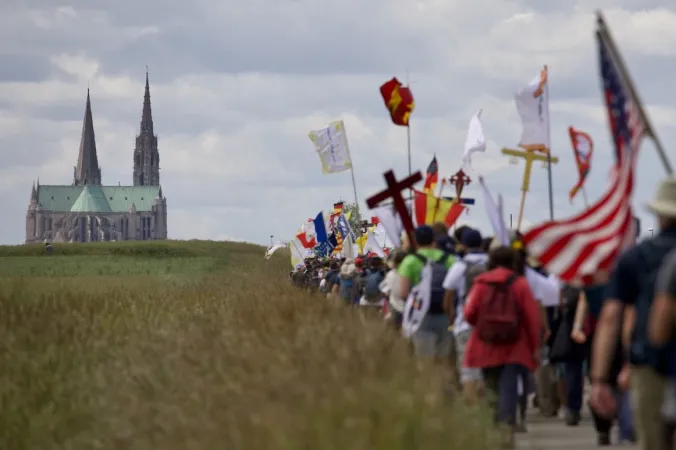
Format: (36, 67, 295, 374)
(479, 177, 510, 246)
(308, 120, 353, 174)
(371, 202, 408, 248)
(515, 66, 550, 151)
(342, 233, 356, 260)
(364, 231, 385, 257)
(265, 243, 285, 259)
(461, 109, 486, 171)
(402, 263, 432, 338)
(289, 239, 312, 268)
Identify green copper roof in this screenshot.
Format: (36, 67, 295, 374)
(37, 185, 161, 213)
(70, 185, 112, 213)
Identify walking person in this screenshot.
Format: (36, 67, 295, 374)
(590, 177, 676, 450)
(463, 245, 542, 449)
(442, 227, 488, 405)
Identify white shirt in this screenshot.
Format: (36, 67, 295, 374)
(442, 253, 489, 335)
(380, 269, 406, 313)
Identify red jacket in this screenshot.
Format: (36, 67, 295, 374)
(463, 267, 542, 372)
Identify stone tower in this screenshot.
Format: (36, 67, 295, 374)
(133, 70, 160, 186)
(73, 90, 102, 186)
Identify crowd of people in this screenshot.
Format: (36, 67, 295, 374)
(288, 177, 676, 450)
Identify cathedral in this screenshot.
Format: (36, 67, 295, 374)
(25, 72, 168, 244)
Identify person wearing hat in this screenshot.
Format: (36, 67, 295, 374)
(591, 176, 676, 450)
(398, 225, 456, 361)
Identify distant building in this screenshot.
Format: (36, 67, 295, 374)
(25, 72, 168, 244)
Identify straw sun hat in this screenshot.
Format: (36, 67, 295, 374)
(645, 176, 676, 218)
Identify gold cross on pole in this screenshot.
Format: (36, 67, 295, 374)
(501, 148, 559, 230)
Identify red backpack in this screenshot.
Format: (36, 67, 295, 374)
(474, 274, 521, 345)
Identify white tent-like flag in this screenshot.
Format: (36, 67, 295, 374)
(461, 109, 487, 171)
(308, 120, 353, 174)
(265, 243, 286, 259)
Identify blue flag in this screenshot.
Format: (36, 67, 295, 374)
(313, 212, 329, 243)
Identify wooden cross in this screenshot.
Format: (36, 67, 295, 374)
(502, 147, 559, 229)
(367, 169, 422, 249)
(447, 169, 476, 206)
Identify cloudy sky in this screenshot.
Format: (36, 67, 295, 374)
(1, 0, 675, 245)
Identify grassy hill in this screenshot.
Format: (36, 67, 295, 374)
(0, 240, 495, 450)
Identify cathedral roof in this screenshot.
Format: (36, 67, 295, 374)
(70, 185, 112, 213)
(36, 185, 161, 213)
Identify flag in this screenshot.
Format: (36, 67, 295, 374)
(379, 77, 414, 126)
(313, 212, 329, 243)
(515, 66, 550, 152)
(413, 190, 465, 227)
(371, 200, 412, 248)
(479, 177, 510, 246)
(423, 156, 438, 194)
(329, 202, 344, 231)
(308, 120, 353, 174)
(290, 239, 312, 267)
(265, 243, 285, 259)
(568, 126, 594, 202)
(522, 21, 647, 283)
(295, 231, 316, 249)
(461, 109, 487, 171)
(332, 213, 353, 254)
(364, 230, 385, 257)
(314, 241, 333, 258)
(343, 233, 356, 260)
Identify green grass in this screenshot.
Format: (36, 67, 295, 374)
(0, 240, 497, 449)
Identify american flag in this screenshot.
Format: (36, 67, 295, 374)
(523, 17, 648, 283)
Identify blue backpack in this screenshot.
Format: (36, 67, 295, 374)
(339, 277, 357, 303)
(630, 235, 676, 373)
(364, 270, 385, 300)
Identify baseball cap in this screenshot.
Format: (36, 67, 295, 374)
(461, 228, 483, 249)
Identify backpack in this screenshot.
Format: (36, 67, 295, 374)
(364, 271, 385, 300)
(474, 274, 521, 345)
(339, 277, 357, 303)
(463, 259, 488, 301)
(413, 253, 452, 314)
(323, 270, 339, 293)
(630, 235, 676, 372)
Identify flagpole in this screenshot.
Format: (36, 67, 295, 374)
(581, 186, 589, 208)
(349, 165, 361, 224)
(406, 70, 413, 215)
(545, 65, 555, 221)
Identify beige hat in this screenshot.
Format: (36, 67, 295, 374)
(645, 176, 676, 218)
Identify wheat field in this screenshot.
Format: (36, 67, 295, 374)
(0, 240, 497, 449)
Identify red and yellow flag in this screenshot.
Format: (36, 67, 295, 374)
(379, 77, 414, 126)
(568, 126, 594, 202)
(413, 190, 465, 228)
(423, 156, 438, 194)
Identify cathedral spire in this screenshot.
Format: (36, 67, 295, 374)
(140, 67, 154, 134)
(133, 69, 160, 186)
(73, 89, 101, 186)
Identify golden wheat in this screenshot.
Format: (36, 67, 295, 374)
(0, 240, 497, 449)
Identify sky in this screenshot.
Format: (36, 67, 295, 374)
(1, 0, 675, 245)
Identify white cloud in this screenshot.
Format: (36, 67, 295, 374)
(0, 0, 674, 245)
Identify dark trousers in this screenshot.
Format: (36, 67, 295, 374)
(483, 364, 530, 427)
(564, 359, 584, 413)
